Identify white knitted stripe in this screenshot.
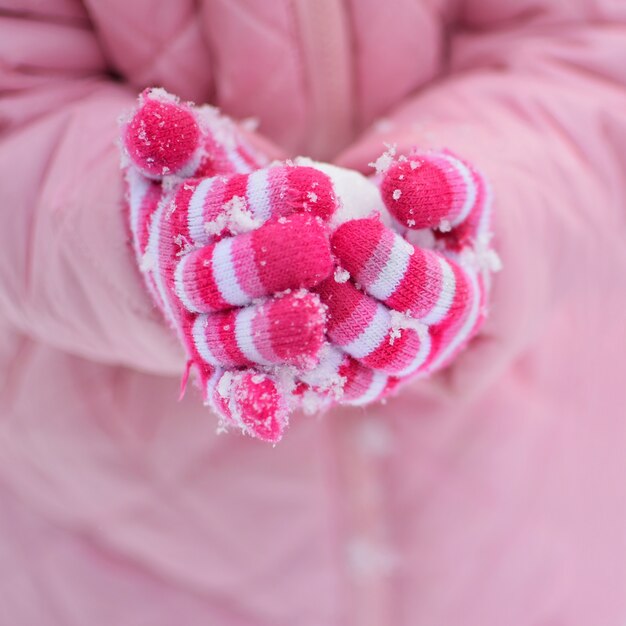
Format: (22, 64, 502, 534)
(429, 265, 481, 371)
(205, 366, 223, 397)
(146, 196, 178, 327)
(234, 306, 274, 365)
(246, 169, 272, 223)
(227, 147, 251, 173)
(127, 169, 150, 248)
(367, 235, 412, 301)
(187, 177, 215, 246)
(342, 304, 390, 359)
(300, 345, 344, 388)
(347, 371, 389, 406)
(173, 148, 203, 178)
(441, 154, 477, 227)
(420, 256, 456, 326)
(174, 255, 200, 313)
(192, 315, 220, 366)
(212, 238, 249, 306)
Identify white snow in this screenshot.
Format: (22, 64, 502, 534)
(389, 310, 428, 346)
(438, 219, 452, 233)
(300, 159, 389, 229)
(173, 233, 193, 256)
(145, 87, 179, 104)
(225, 195, 262, 233)
(204, 195, 261, 236)
(334, 266, 350, 283)
(368, 143, 397, 175)
(459, 232, 503, 273)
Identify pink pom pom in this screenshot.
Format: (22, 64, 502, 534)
(381, 154, 468, 230)
(124, 91, 200, 177)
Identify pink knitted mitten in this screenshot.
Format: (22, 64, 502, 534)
(121, 90, 499, 443)
(325, 148, 500, 383)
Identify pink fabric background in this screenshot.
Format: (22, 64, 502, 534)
(1, 1, 626, 624)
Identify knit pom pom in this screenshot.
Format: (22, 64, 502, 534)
(124, 89, 200, 177)
(381, 152, 478, 231)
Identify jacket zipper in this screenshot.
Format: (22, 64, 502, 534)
(290, 5, 393, 625)
(290, 0, 354, 160)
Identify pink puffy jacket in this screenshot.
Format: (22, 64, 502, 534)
(2, 1, 626, 624)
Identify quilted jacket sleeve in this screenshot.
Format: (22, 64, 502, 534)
(0, 2, 188, 373)
(337, 1, 626, 400)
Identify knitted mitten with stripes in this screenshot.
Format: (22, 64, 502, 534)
(121, 89, 500, 443)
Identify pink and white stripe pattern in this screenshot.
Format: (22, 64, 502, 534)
(121, 89, 498, 443)
(298, 345, 398, 407)
(165, 165, 338, 250)
(331, 217, 468, 320)
(174, 213, 333, 313)
(316, 277, 431, 377)
(191, 290, 327, 370)
(328, 215, 481, 375)
(315, 150, 495, 383)
(381, 150, 491, 249)
(123, 90, 305, 443)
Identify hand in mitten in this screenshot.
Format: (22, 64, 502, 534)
(320, 147, 500, 387)
(120, 89, 499, 443)
(121, 89, 351, 442)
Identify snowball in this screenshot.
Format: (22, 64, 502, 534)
(302, 160, 389, 229)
